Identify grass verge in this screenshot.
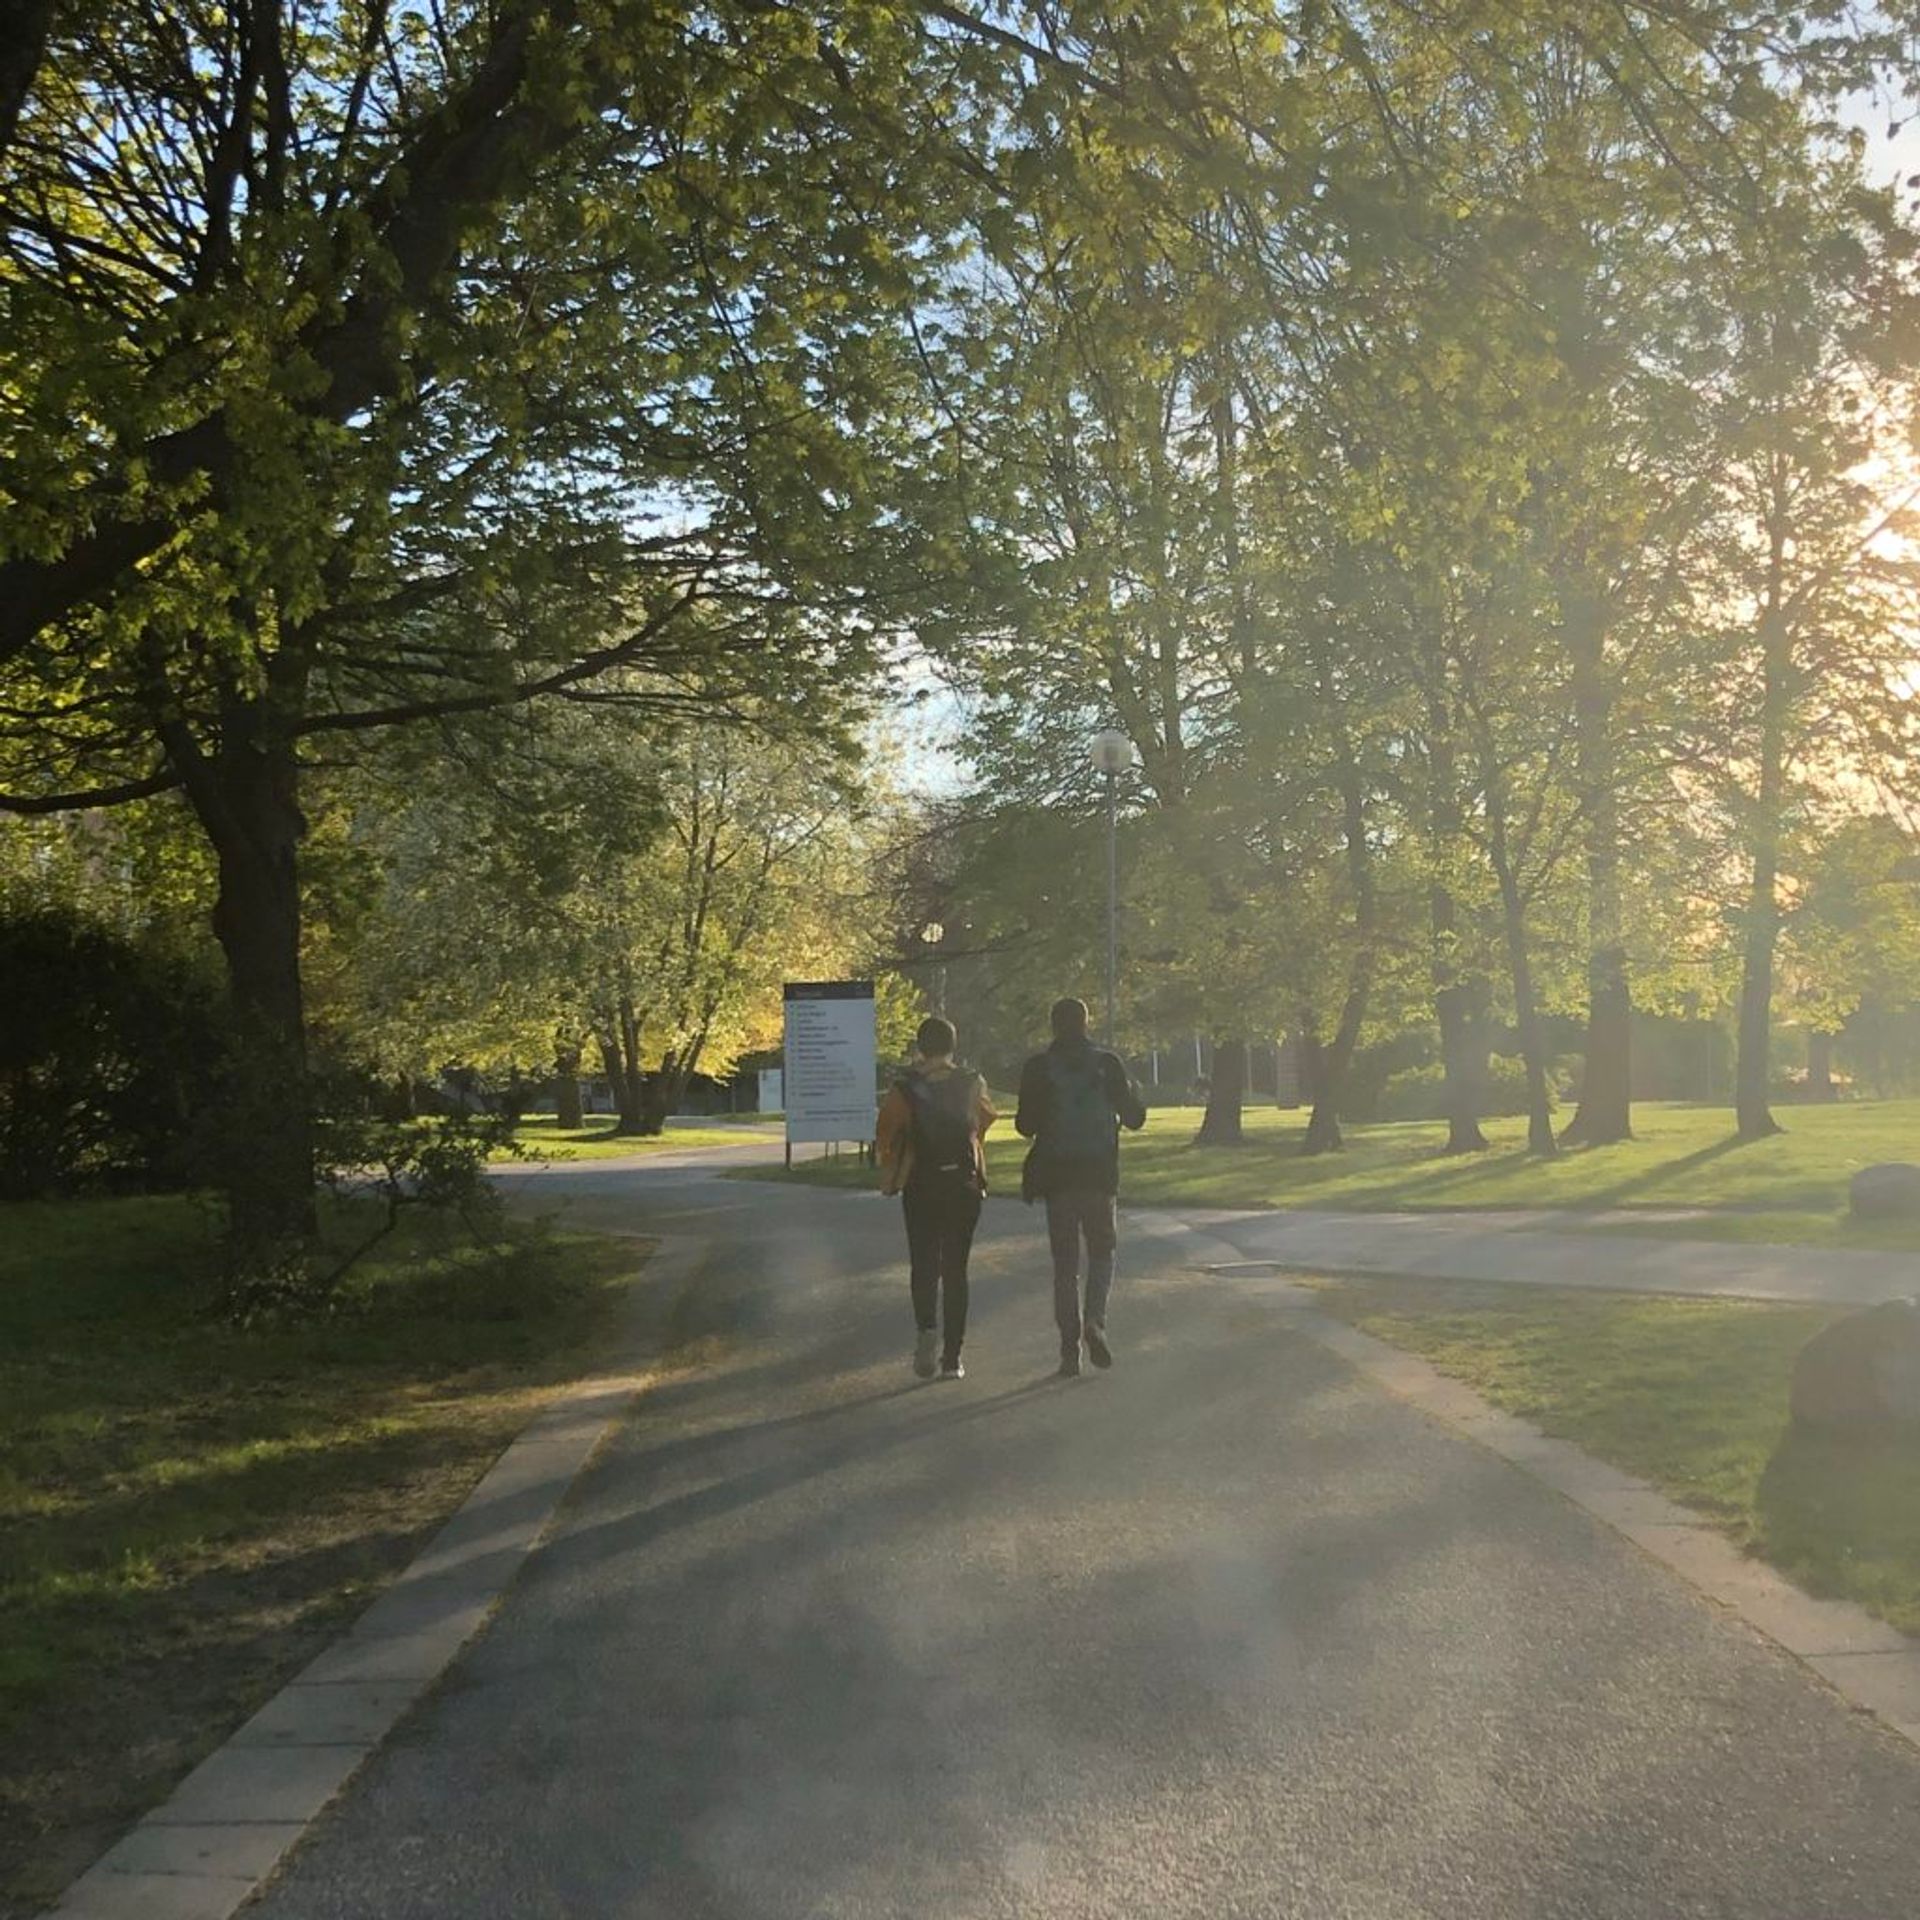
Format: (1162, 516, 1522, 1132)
(1311, 1275, 1920, 1635)
(0, 1192, 650, 1916)
(737, 1099, 1920, 1248)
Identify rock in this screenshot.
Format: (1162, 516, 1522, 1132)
(1849, 1163, 1920, 1219)
(1790, 1298, 1920, 1430)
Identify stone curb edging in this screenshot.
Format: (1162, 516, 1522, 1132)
(42, 1237, 702, 1920)
(1125, 1212, 1920, 1757)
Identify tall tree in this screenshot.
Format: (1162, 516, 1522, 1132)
(579, 722, 870, 1135)
(1694, 148, 1920, 1137)
(0, 1, 992, 1271)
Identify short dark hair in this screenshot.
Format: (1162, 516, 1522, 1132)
(1050, 997, 1090, 1040)
(916, 1015, 957, 1057)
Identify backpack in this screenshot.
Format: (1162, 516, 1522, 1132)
(1043, 1048, 1117, 1162)
(902, 1069, 981, 1188)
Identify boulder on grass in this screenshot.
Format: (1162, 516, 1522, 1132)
(1849, 1163, 1920, 1220)
(1790, 1298, 1920, 1431)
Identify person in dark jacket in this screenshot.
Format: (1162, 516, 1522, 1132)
(1015, 997, 1147, 1376)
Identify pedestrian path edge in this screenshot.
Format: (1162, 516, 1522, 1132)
(1133, 1200, 1917, 1307)
(1123, 1211, 1920, 1758)
(40, 1236, 702, 1920)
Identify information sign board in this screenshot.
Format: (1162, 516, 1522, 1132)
(782, 981, 877, 1145)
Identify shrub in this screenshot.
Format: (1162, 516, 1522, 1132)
(0, 911, 223, 1198)
(1378, 1053, 1545, 1123)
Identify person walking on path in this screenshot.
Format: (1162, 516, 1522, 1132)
(875, 1016, 997, 1381)
(1015, 997, 1148, 1376)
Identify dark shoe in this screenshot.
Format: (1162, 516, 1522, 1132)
(914, 1329, 939, 1379)
(1057, 1349, 1082, 1378)
(1085, 1322, 1112, 1370)
(938, 1358, 966, 1381)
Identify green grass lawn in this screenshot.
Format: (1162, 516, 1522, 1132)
(1311, 1276, 1920, 1636)
(0, 1193, 648, 1915)
(496, 1114, 781, 1162)
(742, 1098, 1920, 1248)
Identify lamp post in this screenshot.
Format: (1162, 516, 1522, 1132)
(919, 921, 946, 1016)
(1089, 730, 1134, 1047)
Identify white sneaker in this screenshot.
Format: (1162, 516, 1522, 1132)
(914, 1329, 939, 1379)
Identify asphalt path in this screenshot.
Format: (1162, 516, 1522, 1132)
(248, 1157, 1920, 1919)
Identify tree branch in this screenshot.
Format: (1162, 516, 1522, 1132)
(0, 767, 184, 814)
(295, 583, 712, 735)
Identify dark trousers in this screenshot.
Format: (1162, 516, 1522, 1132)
(1046, 1186, 1118, 1344)
(903, 1179, 982, 1362)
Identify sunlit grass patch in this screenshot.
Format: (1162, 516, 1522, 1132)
(742, 1098, 1920, 1248)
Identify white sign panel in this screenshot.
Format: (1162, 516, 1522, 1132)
(783, 981, 877, 1144)
(757, 1068, 785, 1115)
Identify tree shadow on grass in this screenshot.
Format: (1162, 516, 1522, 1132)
(1559, 1133, 1751, 1213)
(1755, 1420, 1920, 1634)
(1237, 1122, 1850, 1225)
(1308, 1145, 1540, 1212)
(1337, 1131, 1767, 1219)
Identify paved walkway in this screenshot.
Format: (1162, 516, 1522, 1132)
(232, 1158, 1920, 1918)
(523, 1136, 1917, 1306)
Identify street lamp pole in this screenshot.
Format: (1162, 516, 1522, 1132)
(919, 921, 946, 1017)
(1104, 767, 1118, 1045)
(1090, 730, 1134, 1049)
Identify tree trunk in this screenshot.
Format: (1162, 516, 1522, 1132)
(1736, 596, 1790, 1141)
(1300, 953, 1368, 1154)
(1194, 1039, 1246, 1145)
(1297, 1027, 1332, 1149)
(1422, 658, 1490, 1154)
(1807, 1029, 1836, 1101)
(553, 1041, 584, 1129)
(1563, 944, 1633, 1147)
(1299, 1035, 1339, 1154)
(194, 728, 317, 1275)
(1302, 978, 1370, 1156)
(599, 1004, 647, 1134)
(1561, 789, 1633, 1146)
(1558, 590, 1634, 1148)
(636, 1042, 682, 1137)
(1500, 893, 1557, 1157)
(1435, 975, 1492, 1154)
(595, 1036, 623, 1123)
(1482, 769, 1557, 1158)
(0, 0, 54, 160)
(1734, 903, 1781, 1138)
(1301, 759, 1378, 1156)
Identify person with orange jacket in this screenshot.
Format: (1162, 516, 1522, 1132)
(875, 1016, 997, 1380)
